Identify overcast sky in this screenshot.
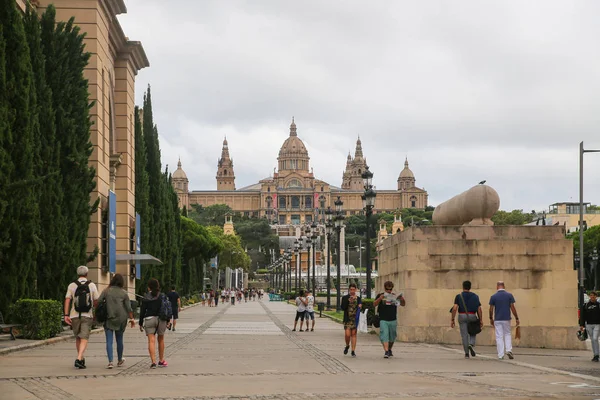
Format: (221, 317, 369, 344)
(118, 0, 600, 211)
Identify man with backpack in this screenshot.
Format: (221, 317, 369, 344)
(64, 266, 100, 369)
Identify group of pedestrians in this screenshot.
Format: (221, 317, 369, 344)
(450, 280, 519, 360)
(292, 289, 316, 332)
(63, 266, 181, 369)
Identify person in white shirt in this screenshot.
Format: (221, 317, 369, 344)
(64, 266, 100, 369)
(292, 290, 308, 332)
(230, 288, 236, 305)
(305, 289, 316, 332)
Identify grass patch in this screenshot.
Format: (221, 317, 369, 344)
(322, 310, 344, 320)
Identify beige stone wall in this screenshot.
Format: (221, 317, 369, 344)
(377, 225, 583, 350)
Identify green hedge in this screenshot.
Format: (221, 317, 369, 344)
(9, 299, 62, 339)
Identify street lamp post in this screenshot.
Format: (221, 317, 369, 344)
(592, 248, 599, 291)
(305, 226, 312, 293)
(334, 196, 345, 311)
(361, 166, 377, 299)
(580, 142, 600, 307)
(294, 239, 300, 294)
(325, 207, 334, 309)
(311, 221, 318, 294)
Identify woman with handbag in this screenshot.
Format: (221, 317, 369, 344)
(98, 274, 135, 369)
(450, 280, 482, 358)
(341, 283, 362, 357)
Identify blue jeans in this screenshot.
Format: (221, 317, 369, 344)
(105, 328, 124, 363)
(587, 323, 600, 356)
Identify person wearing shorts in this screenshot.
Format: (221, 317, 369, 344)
(305, 289, 315, 331)
(167, 286, 181, 331)
(139, 279, 169, 369)
(64, 266, 99, 369)
(292, 290, 307, 332)
(374, 281, 405, 358)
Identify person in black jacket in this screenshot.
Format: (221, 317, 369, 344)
(139, 279, 168, 369)
(340, 283, 362, 357)
(580, 291, 600, 362)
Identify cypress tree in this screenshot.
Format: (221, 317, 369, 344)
(24, 5, 64, 299)
(134, 106, 152, 294)
(0, 25, 12, 295)
(41, 7, 97, 286)
(0, 0, 39, 311)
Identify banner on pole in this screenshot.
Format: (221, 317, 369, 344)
(108, 190, 117, 274)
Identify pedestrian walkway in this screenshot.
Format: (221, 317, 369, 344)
(0, 299, 598, 399)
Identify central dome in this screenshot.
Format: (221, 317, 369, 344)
(277, 118, 310, 172)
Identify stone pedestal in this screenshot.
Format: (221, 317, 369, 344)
(377, 225, 583, 349)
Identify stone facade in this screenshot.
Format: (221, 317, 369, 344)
(32, 0, 148, 295)
(377, 225, 583, 350)
(173, 119, 429, 224)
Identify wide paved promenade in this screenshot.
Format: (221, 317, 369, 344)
(0, 299, 599, 399)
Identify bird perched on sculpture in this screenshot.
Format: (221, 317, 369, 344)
(479, 180, 486, 185)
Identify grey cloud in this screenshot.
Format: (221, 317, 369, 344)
(119, 0, 600, 210)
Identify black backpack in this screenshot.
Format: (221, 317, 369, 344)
(158, 293, 173, 321)
(74, 280, 92, 316)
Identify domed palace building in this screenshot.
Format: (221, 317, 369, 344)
(172, 119, 428, 231)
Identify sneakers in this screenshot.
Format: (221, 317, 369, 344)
(292, 329, 296, 332)
(351, 351, 356, 357)
(469, 345, 476, 357)
(311, 328, 314, 332)
(465, 354, 470, 359)
(106, 362, 113, 369)
(299, 329, 304, 332)
(592, 355, 599, 362)
(344, 345, 350, 355)
(74, 359, 86, 369)
(117, 358, 126, 367)
(498, 356, 504, 360)
(388, 350, 394, 357)
(384, 351, 390, 359)
(506, 351, 514, 360)
(172, 327, 176, 332)
(158, 360, 168, 367)
(150, 363, 157, 369)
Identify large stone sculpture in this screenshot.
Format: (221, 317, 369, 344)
(432, 185, 500, 226)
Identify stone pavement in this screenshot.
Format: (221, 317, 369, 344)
(0, 299, 599, 399)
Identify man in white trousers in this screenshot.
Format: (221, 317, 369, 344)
(489, 281, 520, 360)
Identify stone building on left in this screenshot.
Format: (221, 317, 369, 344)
(16, 0, 149, 295)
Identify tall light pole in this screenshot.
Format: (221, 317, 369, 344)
(311, 221, 318, 294)
(325, 207, 334, 309)
(362, 166, 376, 299)
(580, 142, 600, 307)
(294, 238, 300, 294)
(592, 248, 599, 291)
(334, 196, 344, 311)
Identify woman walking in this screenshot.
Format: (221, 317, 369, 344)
(341, 283, 362, 357)
(139, 278, 169, 369)
(98, 274, 135, 369)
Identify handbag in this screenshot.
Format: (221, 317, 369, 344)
(95, 298, 107, 323)
(459, 293, 481, 336)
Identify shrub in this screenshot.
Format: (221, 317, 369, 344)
(9, 299, 62, 339)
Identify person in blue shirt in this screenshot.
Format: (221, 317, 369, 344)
(450, 280, 482, 358)
(489, 281, 520, 360)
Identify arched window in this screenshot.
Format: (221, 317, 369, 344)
(287, 179, 303, 188)
(267, 187, 271, 192)
(305, 196, 312, 209)
(279, 196, 286, 209)
(224, 169, 228, 176)
(410, 196, 417, 208)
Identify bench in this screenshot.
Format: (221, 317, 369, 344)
(0, 311, 22, 340)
